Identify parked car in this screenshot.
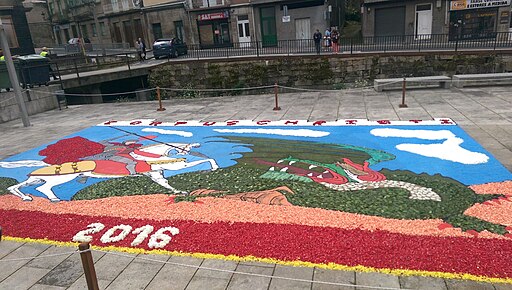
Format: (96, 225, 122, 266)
(152, 38, 188, 59)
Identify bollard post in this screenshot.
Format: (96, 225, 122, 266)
(273, 82, 281, 111)
(399, 77, 408, 108)
(126, 53, 131, 71)
(156, 87, 166, 111)
(78, 243, 99, 290)
(0, 226, 2, 241)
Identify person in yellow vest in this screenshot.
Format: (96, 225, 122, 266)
(0, 49, 4, 61)
(39, 47, 49, 57)
(40, 47, 59, 80)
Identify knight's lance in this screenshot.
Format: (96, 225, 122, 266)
(108, 126, 210, 159)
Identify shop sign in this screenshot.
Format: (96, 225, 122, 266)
(198, 11, 229, 21)
(450, 0, 511, 10)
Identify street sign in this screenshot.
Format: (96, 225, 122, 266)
(282, 16, 290, 23)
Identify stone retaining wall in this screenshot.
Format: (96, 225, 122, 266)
(0, 85, 61, 123)
(148, 53, 512, 91)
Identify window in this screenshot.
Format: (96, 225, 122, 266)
(71, 25, 78, 37)
(91, 23, 97, 36)
(111, 0, 119, 12)
(81, 24, 88, 38)
(152, 23, 162, 40)
(174, 21, 184, 40)
(99, 22, 106, 36)
(201, 0, 223, 7)
(0, 17, 19, 48)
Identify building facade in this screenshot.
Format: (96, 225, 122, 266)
(252, 0, 343, 46)
(46, 0, 343, 49)
(25, 0, 55, 47)
(361, 0, 512, 39)
(0, 0, 35, 55)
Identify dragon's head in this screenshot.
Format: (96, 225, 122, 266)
(257, 157, 386, 185)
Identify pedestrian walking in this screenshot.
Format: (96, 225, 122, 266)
(138, 37, 146, 60)
(331, 29, 340, 54)
(135, 39, 144, 61)
(324, 28, 331, 47)
(313, 29, 322, 55)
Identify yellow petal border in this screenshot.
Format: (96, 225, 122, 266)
(3, 235, 512, 284)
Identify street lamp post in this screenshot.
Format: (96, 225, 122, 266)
(0, 19, 30, 127)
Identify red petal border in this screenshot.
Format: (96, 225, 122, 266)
(1, 209, 512, 279)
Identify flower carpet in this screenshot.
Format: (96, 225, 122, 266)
(1, 119, 512, 283)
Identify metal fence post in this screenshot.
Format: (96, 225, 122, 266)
(156, 87, 165, 111)
(273, 82, 281, 111)
(399, 77, 408, 108)
(78, 243, 99, 290)
(350, 37, 353, 55)
(455, 38, 459, 52)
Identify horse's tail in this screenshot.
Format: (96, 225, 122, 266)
(0, 160, 49, 168)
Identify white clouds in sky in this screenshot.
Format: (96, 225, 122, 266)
(370, 128, 489, 164)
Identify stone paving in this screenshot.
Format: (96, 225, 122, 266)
(0, 86, 512, 289)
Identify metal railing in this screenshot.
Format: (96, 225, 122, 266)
(50, 42, 132, 55)
(177, 32, 512, 59)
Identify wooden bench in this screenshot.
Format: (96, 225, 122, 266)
(374, 76, 451, 92)
(452, 73, 512, 88)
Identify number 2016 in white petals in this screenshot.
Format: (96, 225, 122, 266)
(72, 223, 180, 249)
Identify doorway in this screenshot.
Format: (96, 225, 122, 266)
(415, 4, 432, 39)
(295, 18, 310, 40)
(212, 22, 230, 45)
(260, 7, 277, 47)
(375, 6, 405, 37)
(237, 15, 251, 47)
(112, 22, 122, 43)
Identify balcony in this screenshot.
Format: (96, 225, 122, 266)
(103, 0, 135, 14)
(190, 0, 225, 9)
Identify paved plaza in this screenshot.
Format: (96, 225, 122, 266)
(1, 86, 512, 290)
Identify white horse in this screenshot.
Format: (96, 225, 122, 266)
(1, 143, 218, 202)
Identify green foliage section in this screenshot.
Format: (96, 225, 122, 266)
(374, 170, 503, 219)
(445, 215, 507, 235)
(0, 177, 17, 195)
(174, 195, 198, 203)
(168, 166, 288, 195)
(73, 176, 170, 200)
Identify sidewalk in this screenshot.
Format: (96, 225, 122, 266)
(0, 86, 511, 289)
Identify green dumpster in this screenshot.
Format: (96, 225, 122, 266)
(0, 59, 21, 91)
(17, 54, 50, 88)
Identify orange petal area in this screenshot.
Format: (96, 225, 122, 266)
(465, 198, 512, 228)
(470, 181, 512, 195)
(222, 186, 294, 206)
(465, 181, 512, 228)
(0, 194, 505, 240)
